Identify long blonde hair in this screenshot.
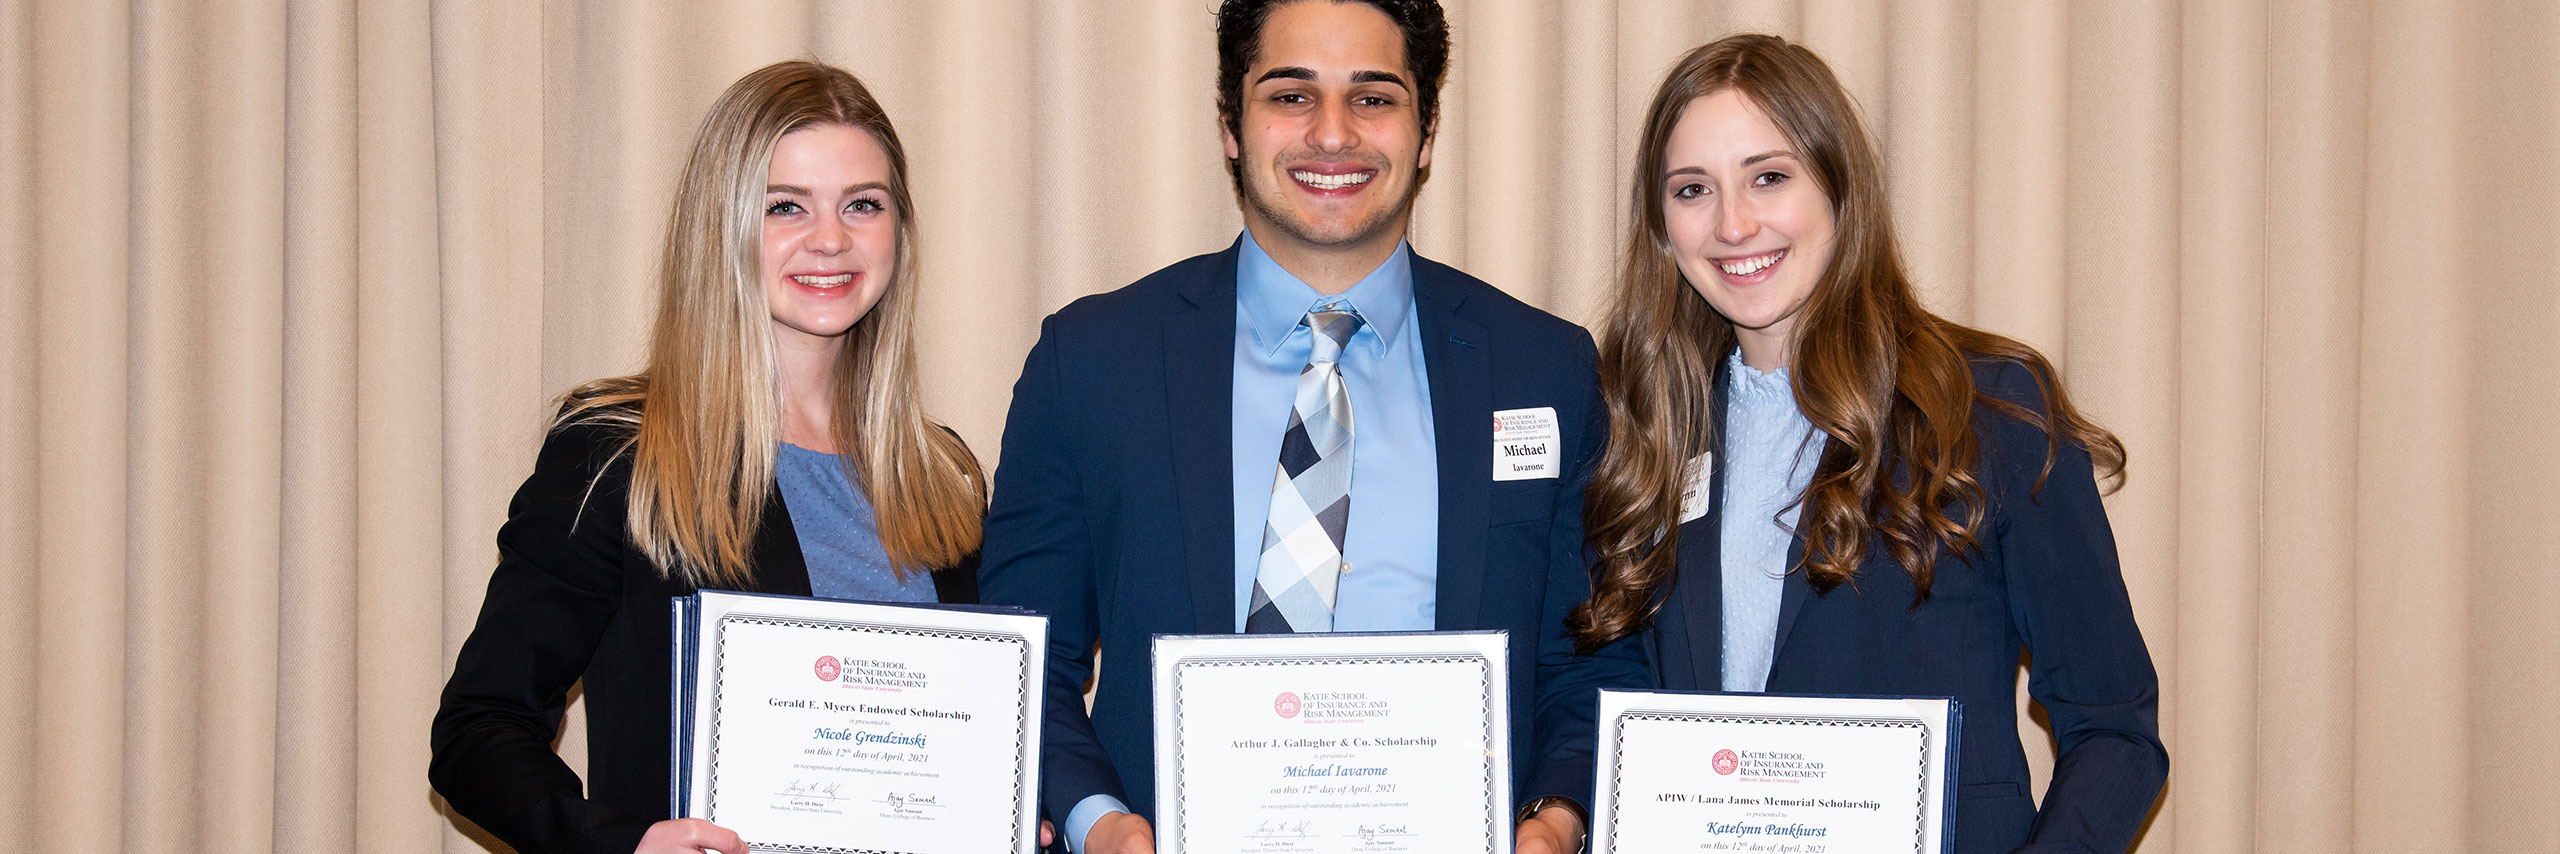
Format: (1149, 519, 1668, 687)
(1570, 35, 2123, 651)
(562, 60, 984, 588)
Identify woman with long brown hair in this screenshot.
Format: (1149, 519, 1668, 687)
(1572, 35, 2166, 852)
(429, 61, 987, 854)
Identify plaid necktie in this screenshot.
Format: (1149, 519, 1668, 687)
(1245, 305, 1365, 633)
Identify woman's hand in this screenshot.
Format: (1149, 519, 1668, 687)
(636, 818, 746, 854)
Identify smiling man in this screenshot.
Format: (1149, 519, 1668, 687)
(977, 3, 1642, 852)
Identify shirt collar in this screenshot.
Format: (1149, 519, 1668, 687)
(1724, 347, 1798, 402)
(1235, 229, 1415, 358)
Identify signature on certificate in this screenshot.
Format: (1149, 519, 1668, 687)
(1248, 819, 1314, 839)
(780, 779, 844, 800)
(1355, 824, 1413, 842)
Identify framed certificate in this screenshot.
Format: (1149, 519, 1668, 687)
(1151, 631, 1511, 854)
(1591, 690, 1960, 854)
(672, 590, 1046, 854)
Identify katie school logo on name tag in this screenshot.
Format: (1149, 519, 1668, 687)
(1492, 407, 1561, 481)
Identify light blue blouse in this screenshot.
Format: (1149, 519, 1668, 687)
(775, 442, 934, 603)
(1719, 351, 1825, 692)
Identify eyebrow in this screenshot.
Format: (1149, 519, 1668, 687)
(765, 182, 890, 196)
(1255, 66, 1317, 85)
(1350, 70, 1410, 90)
(1661, 151, 1799, 180)
(1252, 66, 1412, 92)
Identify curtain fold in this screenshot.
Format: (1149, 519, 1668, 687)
(3, 2, 2555, 851)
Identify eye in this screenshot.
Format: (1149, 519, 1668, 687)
(765, 200, 804, 216)
(1355, 94, 1398, 108)
(1752, 170, 1791, 188)
(1669, 182, 1708, 200)
(1271, 91, 1310, 105)
(849, 197, 887, 215)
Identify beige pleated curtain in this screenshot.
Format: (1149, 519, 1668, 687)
(4, 1, 2556, 852)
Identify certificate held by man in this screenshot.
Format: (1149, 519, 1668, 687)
(1591, 690, 1960, 854)
(1152, 631, 1510, 854)
(672, 590, 1047, 854)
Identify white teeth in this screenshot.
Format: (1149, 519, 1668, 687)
(1718, 249, 1786, 276)
(1291, 170, 1372, 190)
(792, 273, 853, 287)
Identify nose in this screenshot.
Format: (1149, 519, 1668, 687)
(809, 212, 849, 255)
(1715, 188, 1757, 246)
(1307, 97, 1357, 154)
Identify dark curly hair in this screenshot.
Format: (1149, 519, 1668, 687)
(1214, 0, 1450, 193)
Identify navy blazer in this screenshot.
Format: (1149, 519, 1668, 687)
(430, 418, 978, 854)
(1647, 357, 2166, 853)
(978, 241, 1648, 827)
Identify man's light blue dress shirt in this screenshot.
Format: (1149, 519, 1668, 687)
(1067, 232, 1441, 850)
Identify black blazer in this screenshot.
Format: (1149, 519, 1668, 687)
(429, 418, 977, 854)
(1646, 357, 2166, 854)
(977, 240, 1648, 826)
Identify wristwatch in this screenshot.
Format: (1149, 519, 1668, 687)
(1515, 795, 1591, 854)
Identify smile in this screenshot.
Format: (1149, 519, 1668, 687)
(790, 273, 855, 288)
(1718, 249, 1786, 276)
(1291, 170, 1373, 190)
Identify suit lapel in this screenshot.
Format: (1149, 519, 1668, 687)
(1766, 355, 1816, 665)
(751, 485, 814, 596)
(1673, 359, 1731, 690)
(1413, 258, 1491, 630)
(929, 550, 979, 604)
(1772, 529, 1812, 664)
(1168, 243, 1244, 635)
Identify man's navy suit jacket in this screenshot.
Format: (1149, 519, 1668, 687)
(1648, 357, 2168, 853)
(978, 240, 1647, 826)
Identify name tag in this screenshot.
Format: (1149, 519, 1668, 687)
(1492, 407, 1561, 481)
(1678, 452, 1713, 524)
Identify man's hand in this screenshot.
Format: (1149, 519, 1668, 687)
(635, 818, 747, 854)
(1513, 804, 1584, 854)
(1085, 811, 1157, 854)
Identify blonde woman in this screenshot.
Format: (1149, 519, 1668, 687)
(1573, 36, 2166, 852)
(430, 61, 986, 854)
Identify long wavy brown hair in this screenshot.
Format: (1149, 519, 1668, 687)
(1568, 35, 2124, 652)
(559, 60, 984, 589)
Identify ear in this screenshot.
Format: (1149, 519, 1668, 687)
(1221, 115, 1241, 161)
(1417, 113, 1438, 171)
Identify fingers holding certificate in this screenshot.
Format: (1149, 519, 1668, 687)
(675, 590, 1047, 854)
(1153, 632, 1512, 854)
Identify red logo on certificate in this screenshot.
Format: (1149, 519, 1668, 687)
(813, 655, 842, 682)
(1712, 748, 1740, 775)
(1274, 692, 1302, 719)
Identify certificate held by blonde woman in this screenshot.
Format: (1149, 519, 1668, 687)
(672, 590, 1047, 854)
